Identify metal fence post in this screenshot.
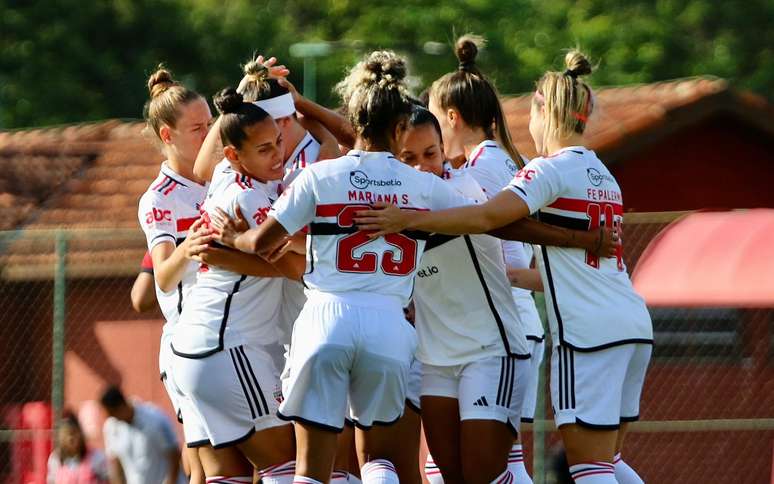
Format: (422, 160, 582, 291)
(52, 230, 67, 423)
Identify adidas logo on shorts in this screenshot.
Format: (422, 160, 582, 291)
(473, 396, 489, 407)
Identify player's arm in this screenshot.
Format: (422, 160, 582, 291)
(507, 267, 544, 292)
(130, 272, 157, 312)
(152, 218, 215, 293)
(193, 115, 223, 182)
(489, 218, 616, 257)
(298, 116, 341, 160)
(279, 78, 355, 149)
(107, 456, 126, 484)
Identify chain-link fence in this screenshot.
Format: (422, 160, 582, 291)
(1, 215, 772, 483)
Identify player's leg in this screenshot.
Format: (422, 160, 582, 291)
(458, 356, 529, 484)
(197, 445, 254, 482)
(613, 343, 651, 484)
(349, 305, 417, 484)
(509, 339, 544, 483)
(551, 344, 633, 483)
(419, 364, 463, 483)
(373, 404, 422, 484)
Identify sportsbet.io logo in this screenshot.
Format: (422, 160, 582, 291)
(587, 167, 614, 187)
(349, 170, 403, 189)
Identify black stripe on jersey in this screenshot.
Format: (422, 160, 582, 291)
(563, 346, 570, 410)
(503, 357, 512, 407)
(424, 234, 459, 251)
(171, 275, 247, 359)
(151, 233, 176, 245)
(506, 357, 516, 408)
(512, 186, 528, 197)
(238, 345, 270, 416)
(229, 348, 257, 419)
(295, 138, 314, 162)
(155, 177, 175, 193)
(464, 236, 529, 358)
(177, 281, 183, 314)
(539, 247, 566, 344)
(558, 348, 564, 410)
(569, 347, 576, 408)
(538, 211, 590, 231)
(233, 347, 263, 417)
(161, 171, 189, 188)
(309, 223, 357, 235)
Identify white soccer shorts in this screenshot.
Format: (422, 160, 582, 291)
(172, 343, 286, 447)
(159, 332, 183, 420)
(421, 355, 529, 434)
(278, 292, 417, 431)
(551, 343, 652, 429)
(405, 357, 422, 413)
(521, 339, 545, 422)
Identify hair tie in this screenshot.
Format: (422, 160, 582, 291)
(458, 61, 475, 71)
(564, 68, 578, 79)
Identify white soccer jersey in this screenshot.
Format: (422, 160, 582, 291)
(269, 150, 470, 305)
(511, 242, 546, 341)
(507, 146, 653, 350)
(138, 163, 208, 329)
(283, 131, 322, 186)
(171, 164, 284, 357)
(413, 170, 530, 366)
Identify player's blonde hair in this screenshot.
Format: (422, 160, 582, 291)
(143, 65, 202, 140)
(533, 50, 595, 147)
(430, 35, 523, 168)
(334, 50, 412, 148)
(236, 55, 290, 103)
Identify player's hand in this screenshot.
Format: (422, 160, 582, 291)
(211, 207, 248, 249)
(265, 233, 306, 263)
(593, 226, 621, 258)
(253, 55, 290, 79)
(277, 78, 301, 104)
(354, 203, 410, 238)
(183, 218, 215, 261)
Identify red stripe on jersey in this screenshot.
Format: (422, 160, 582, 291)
(548, 197, 623, 215)
(151, 177, 169, 191)
(235, 174, 247, 190)
(300, 150, 306, 168)
(467, 147, 485, 167)
(316, 203, 429, 217)
(177, 217, 199, 232)
(163, 180, 179, 195)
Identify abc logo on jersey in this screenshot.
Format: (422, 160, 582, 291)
(145, 208, 172, 225)
(587, 168, 614, 187)
(349, 170, 403, 190)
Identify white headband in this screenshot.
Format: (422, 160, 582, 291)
(253, 92, 295, 120)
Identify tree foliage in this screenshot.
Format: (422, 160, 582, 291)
(1, 0, 771, 128)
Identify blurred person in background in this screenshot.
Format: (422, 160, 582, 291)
(47, 412, 109, 484)
(100, 385, 184, 484)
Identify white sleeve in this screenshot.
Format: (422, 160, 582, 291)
(102, 420, 116, 458)
(428, 174, 476, 210)
(269, 168, 316, 234)
(138, 191, 177, 250)
(506, 158, 563, 214)
(465, 162, 509, 200)
(234, 189, 273, 230)
(502, 241, 531, 269)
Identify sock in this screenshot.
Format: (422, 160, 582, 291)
(424, 454, 444, 484)
(347, 473, 362, 484)
(489, 469, 514, 484)
(205, 477, 252, 483)
(613, 453, 643, 484)
(260, 461, 296, 484)
(331, 470, 350, 483)
(361, 459, 399, 484)
(292, 477, 323, 484)
(507, 444, 533, 484)
(569, 462, 617, 483)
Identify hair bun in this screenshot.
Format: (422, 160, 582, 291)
(213, 88, 244, 115)
(564, 50, 593, 77)
(147, 66, 177, 98)
(363, 50, 407, 88)
(455, 34, 484, 68)
(243, 56, 269, 80)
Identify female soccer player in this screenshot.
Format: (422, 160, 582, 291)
(357, 50, 651, 484)
(212, 50, 485, 484)
(136, 67, 213, 484)
(171, 88, 305, 483)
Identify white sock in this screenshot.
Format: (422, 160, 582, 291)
(331, 470, 350, 483)
(613, 453, 643, 484)
(508, 444, 533, 484)
(489, 468, 514, 484)
(292, 477, 324, 484)
(361, 459, 399, 484)
(205, 477, 252, 483)
(259, 460, 296, 484)
(424, 454, 444, 484)
(347, 473, 362, 484)
(569, 462, 617, 483)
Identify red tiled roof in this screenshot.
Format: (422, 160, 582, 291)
(1, 77, 771, 279)
(502, 77, 774, 161)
